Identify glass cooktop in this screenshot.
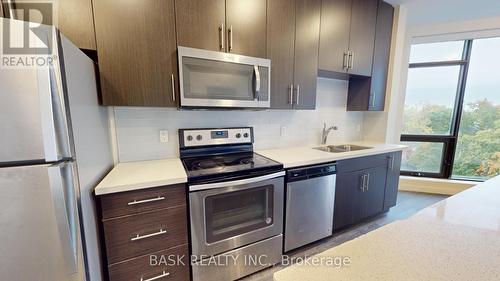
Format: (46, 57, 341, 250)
(181, 152, 283, 183)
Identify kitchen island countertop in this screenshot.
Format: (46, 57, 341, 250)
(274, 175, 500, 281)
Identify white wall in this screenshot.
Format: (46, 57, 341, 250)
(113, 78, 365, 162)
(403, 0, 500, 28)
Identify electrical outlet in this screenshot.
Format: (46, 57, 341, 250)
(159, 130, 169, 143)
(280, 126, 287, 137)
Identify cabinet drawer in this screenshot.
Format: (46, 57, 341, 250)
(100, 184, 186, 219)
(108, 244, 190, 281)
(337, 153, 388, 173)
(103, 206, 188, 264)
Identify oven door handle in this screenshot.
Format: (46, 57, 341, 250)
(189, 171, 285, 192)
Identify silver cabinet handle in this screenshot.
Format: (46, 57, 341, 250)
(295, 84, 300, 105)
(228, 25, 233, 52)
(389, 156, 395, 171)
(128, 196, 165, 206)
(289, 84, 294, 105)
(349, 51, 355, 70)
(365, 173, 370, 191)
(371, 92, 376, 108)
(141, 271, 170, 281)
(359, 174, 365, 191)
(343, 51, 349, 70)
(131, 229, 167, 241)
(171, 74, 176, 102)
(219, 21, 224, 51)
(253, 65, 261, 101)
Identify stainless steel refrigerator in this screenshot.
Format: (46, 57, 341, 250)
(0, 18, 113, 281)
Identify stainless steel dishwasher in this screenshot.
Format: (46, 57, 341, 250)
(284, 162, 336, 252)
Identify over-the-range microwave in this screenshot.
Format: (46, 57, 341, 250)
(178, 46, 271, 109)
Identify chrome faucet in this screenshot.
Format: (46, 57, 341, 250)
(321, 123, 338, 145)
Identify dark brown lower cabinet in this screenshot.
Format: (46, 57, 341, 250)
(93, 0, 178, 106)
(384, 151, 402, 210)
(108, 245, 190, 281)
(334, 152, 401, 230)
(97, 184, 190, 281)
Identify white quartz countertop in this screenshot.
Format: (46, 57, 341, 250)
(94, 142, 406, 195)
(94, 158, 187, 195)
(257, 141, 407, 168)
(274, 176, 500, 281)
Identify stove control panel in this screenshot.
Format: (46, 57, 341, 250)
(180, 127, 253, 147)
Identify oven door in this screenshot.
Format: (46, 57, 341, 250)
(189, 172, 284, 257)
(178, 46, 271, 109)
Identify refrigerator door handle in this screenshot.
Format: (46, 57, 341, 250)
(48, 161, 79, 274)
(38, 62, 73, 162)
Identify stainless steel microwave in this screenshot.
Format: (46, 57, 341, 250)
(178, 46, 271, 109)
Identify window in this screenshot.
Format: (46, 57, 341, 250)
(401, 38, 500, 181)
(452, 37, 500, 180)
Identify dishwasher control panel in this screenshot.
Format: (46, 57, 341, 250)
(287, 162, 336, 182)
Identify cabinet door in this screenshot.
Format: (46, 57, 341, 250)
(94, 0, 178, 106)
(175, 0, 226, 52)
(267, 0, 295, 109)
(293, 0, 321, 110)
(226, 0, 267, 57)
(57, 0, 96, 50)
(318, 0, 351, 73)
(334, 170, 364, 230)
(369, 0, 394, 111)
(361, 166, 387, 219)
(384, 151, 402, 210)
(348, 0, 377, 76)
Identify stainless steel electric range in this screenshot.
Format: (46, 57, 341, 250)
(179, 127, 284, 281)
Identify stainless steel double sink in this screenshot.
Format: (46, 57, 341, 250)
(314, 144, 373, 153)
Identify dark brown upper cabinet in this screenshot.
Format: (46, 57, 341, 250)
(56, 0, 97, 50)
(318, 0, 351, 74)
(319, 0, 378, 76)
(2, 0, 96, 50)
(175, 0, 267, 58)
(175, 0, 226, 52)
(347, 0, 394, 111)
(93, 0, 178, 107)
(348, 0, 378, 76)
(268, 0, 321, 110)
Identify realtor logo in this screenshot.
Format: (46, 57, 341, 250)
(1, 2, 56, 68)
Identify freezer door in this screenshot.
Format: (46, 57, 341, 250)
(0, 19, 72, 164)
(0, 162, 84, 281)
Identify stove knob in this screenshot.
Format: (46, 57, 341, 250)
(187, 135, 193, 141)
(236, 133, 241, 138)
(196, 135, 203, 141)
(243, 133, 249, 138)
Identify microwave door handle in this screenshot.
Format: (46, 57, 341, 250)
(253, 65, 261, 101)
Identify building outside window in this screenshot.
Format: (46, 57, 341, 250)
(401, 37, 500, 181)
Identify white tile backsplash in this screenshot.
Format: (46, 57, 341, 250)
(114, 78, 364, 162)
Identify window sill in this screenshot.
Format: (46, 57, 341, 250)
(399, 176, 476, 195)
